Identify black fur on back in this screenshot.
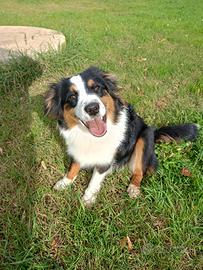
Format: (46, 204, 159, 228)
(115, 105, 148, 166)
(114, 105, 198, 170)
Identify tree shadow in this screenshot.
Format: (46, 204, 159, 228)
(0, 56, 94, 268)
(0, 56, 43, 268)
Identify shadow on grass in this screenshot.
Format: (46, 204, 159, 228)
(31, 93, 70, 169)
(0, 56, 43, 268)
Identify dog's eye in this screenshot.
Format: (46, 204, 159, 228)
(93, 85, 105, 97)
(67, 94, 78, 107)
(93, 84, 103, 92)
(69, 95, 76, 101)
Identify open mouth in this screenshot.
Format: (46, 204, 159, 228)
(81, 115, 107, 137)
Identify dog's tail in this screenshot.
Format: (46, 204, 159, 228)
(154, 123, 199, 143)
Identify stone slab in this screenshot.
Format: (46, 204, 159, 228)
(0, 26, 66, 61)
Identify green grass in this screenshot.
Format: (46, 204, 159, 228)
(0, 0, 203, 269)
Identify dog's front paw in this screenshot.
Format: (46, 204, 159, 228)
(53, 177, 73, 190)
(127, 184, 141, 198)
(82, 192, 96, 207)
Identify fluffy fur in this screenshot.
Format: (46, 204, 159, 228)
(44, 66, 198, 206)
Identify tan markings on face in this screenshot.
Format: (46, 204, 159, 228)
(87, 79, 95, 88)
(130, 138, 145, 188)
(66, 162, 80, 180)
(101, 93, 115, 122)
(63, 104, 78, 128)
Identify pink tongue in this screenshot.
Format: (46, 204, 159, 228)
(86, 117, 107, 137)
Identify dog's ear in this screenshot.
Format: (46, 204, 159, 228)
(44, 83, 63, 119)
(101, 70, 118, 93)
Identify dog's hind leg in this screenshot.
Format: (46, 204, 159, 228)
(54, 162, 80, 190)
(128, 127, 155, 198)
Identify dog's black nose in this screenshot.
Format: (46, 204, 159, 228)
(84, 102, 100, 116)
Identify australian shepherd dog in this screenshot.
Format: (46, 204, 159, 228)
(44, 67, 198, 206)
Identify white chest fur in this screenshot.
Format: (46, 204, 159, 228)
(59, 110, 127, 168)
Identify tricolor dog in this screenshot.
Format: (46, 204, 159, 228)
(45, 67, 198, 206)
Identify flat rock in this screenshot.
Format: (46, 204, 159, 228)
(0, 26, 66, 61)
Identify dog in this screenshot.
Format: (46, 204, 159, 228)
(44, 66, 198, 206)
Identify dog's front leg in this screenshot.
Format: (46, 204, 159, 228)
(82, 167, 111, 207)
(54, 162, 80, 190)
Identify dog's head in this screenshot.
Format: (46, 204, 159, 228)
(45, 67, 123, 137)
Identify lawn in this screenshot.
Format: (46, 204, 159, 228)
(0, 0, 203, 269)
